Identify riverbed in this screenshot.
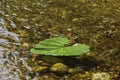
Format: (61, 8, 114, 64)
(0, 0, 120, 80)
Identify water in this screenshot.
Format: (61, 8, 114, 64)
(0, 0, 120, 79)
(0, 26, 33, 79)
(0, 1, 32, 79)
(0, 27, 21, 79)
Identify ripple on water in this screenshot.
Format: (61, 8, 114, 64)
(0, 46, 22, 80)
(0, 18, 5, 25)
(0, 27, 30, 80)
(0, 27, 20, 42)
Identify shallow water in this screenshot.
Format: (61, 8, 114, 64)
(0, 0, 120, 80)
(0, 1, 32, 79)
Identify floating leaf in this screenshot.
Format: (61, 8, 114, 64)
(30, 37, 90, 56)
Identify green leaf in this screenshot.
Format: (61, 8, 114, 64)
(30, 37, 90, 56)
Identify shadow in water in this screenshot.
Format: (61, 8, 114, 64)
(35, 55, 104, 71)
(62, 56, 103, 70)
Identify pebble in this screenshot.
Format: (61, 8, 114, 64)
(37, 73, 57, 80)
(50, 63, 68, 74)
(68, 67, 83, 74)
(32, 66, 48, 72)
(92, 72, 111, 80)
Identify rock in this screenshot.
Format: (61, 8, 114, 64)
(50, 63, 68, 74)
(37, 73, 57, 80)
(92, 72, 111, 80)
(68, 67, 84, 74)
(32, 66, 48, 72)
(71, 72, 90, 80)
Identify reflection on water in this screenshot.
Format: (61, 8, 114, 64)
(0, 10, 30, 79)
(0, 27, 21, 79)
(0, 18, 5, 25)
(0, 0, 41, 79)
(0, 27, 32, 79)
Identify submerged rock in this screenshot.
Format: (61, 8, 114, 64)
(32, 66, 48, 72)
(50, 63, 68, 74)
(37, 73, 57, 80)
(68, 67, 84, 74)
(92, 72, 111, 80)
(71, 72, 90, 80)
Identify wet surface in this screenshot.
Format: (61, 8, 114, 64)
(0, 0, 120, 80)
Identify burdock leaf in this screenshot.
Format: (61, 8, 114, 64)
(30, 37, 90, 56)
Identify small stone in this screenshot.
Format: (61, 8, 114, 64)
(32, 66, 48, 72)
(37, 73, 57, 80)
(50, 63, 68, 74)
(92, 4, 97, 7)
(21, 42, 29, 48)
(92, 72, 111, 80)
(71, 72, 90, 80)
(67, 28, 72, 31)
(68, 67, 83, 74)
